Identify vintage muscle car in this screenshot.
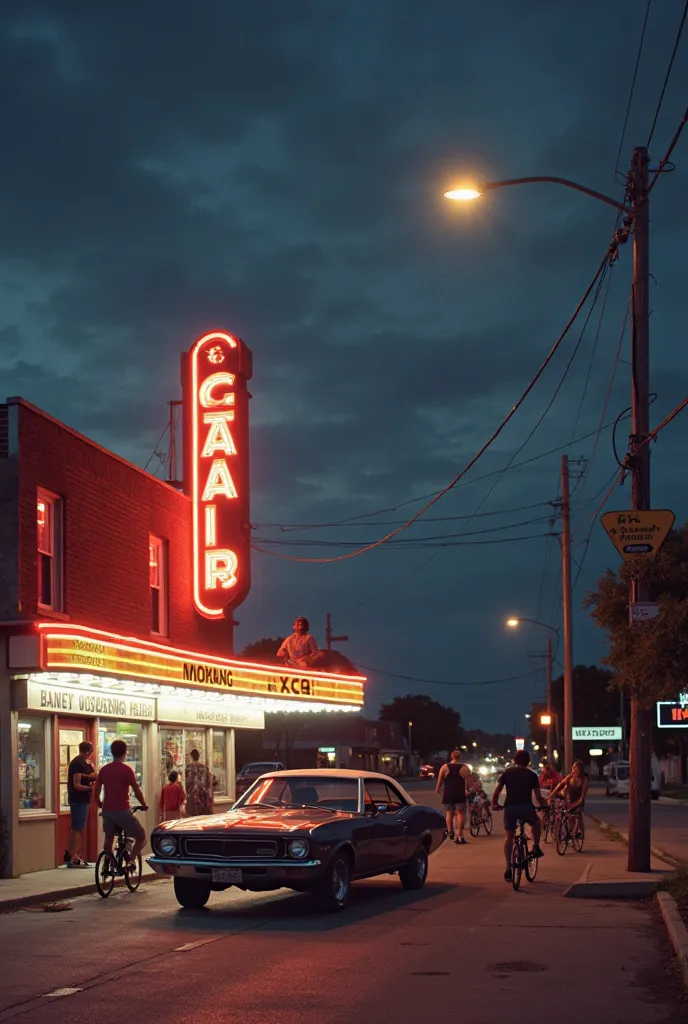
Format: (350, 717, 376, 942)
(147, 768, 446, 912)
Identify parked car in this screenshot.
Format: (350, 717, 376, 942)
(148, 768, 447, 912)
(605, 759, 660, 799)
(235, 761, 284, 796)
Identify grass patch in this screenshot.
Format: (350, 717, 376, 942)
(658, 863, 688, 924)
(663, 784, 688, 800)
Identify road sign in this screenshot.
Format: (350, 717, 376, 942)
(601, 509, 675, 560)
(515, 737, 525, 751)
(572, 726, 622, 741)
(630, 601, 660, 624)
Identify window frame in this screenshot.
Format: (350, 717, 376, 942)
(149, 535, 168, 636)
(36, 489, 63, 613)
(18, 716, 53, 816)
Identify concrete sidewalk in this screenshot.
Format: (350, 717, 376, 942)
(0, 858, 160, 912)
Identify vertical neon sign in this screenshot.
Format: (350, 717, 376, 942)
(186, 331, 252, 619)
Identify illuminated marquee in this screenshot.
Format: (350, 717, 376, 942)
(185, 331, 253, 618)
(37, 624, 365, 708)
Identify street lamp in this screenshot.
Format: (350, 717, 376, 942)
(443, 177, 628, 213)
(506, 617, 560, 765)
(408, 720, 413, 767)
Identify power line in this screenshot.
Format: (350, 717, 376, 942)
(569, 266, 613, 444)
(335, 550, 443, 617)
(359, 665, 538, 688)
(254, 531, 554, 552)
(251, 246, 615, 565)
(143, 422, 170, 474)
(254, 500, 554, 532)
(646, 0, 688, 150)
(615, 0, 653, 176)
(649, 102, 688, 190)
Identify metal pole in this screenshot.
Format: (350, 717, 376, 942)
(561, 454, 574, 771)
(546, 635, 553, 762)
(627, 146, 652, 873)
(326, 612, 332, 651)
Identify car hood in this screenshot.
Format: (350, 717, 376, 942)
(154, 806, 355, 835)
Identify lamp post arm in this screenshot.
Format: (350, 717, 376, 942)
(481, 177, 628, 213)
(512, 616, 560, 637)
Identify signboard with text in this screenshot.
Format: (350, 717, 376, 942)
(22, 680, 156, 721)
(572, 726, 622, 741)
(601, 509, 674, 560)
(656, 695, 688, 729)
(183, 331, 253, 619)
(37, 624, 364, 708)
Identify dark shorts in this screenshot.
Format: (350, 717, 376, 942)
(69, 803, 90, 833)
(102, 810, 145, 841)
(504, 804, 539, 831)
(443, 800, 466, 812)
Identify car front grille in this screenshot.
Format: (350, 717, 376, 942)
(180, 837, 281, 860)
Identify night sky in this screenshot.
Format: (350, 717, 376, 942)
(2, 2, 687, 732)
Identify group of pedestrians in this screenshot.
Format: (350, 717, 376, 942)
(65, 741, 215, 869)
(435, 746, 590, 882)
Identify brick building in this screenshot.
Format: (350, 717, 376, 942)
(0, 335, 364, 877)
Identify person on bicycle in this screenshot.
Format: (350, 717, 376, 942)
(436, 748, 469, 844)
(492, 749, 548, 882)
(550, 760, 588, 836)
(538, 761, 562, 794)
(97, 740, 148, 866)
(468, 772, 490, 822)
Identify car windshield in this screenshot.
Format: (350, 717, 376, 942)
(237, 776, 359, 813)
(616, 765, 629, 780)
(240, 764, 278, 775)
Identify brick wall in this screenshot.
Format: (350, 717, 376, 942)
(7, 398, 235, 656)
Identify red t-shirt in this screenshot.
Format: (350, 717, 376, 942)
(160, 781, 185, 812)
(98, 761, 137, 812)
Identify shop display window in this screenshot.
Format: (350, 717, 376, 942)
(18, 718, 49, 812)
(159, 729, 210, 790)
(98, 722, 144, 787)
(212, 730, 227, 796)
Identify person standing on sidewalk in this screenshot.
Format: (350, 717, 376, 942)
(492, 749, 547, 882)
(185, 749, 214, 817)
(64, 741, 97, 868)
(435, 749, 469, 844)
(159, 771, 186, 822)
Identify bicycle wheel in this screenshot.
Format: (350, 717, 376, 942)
(125, 854, 143, 891)
(572, 817, 585, 853)
(525, 843, 539, 882)
(555, 817, 569, 856)
(483, 809, 493, 835)
(95, 851, 116, 898)
(511, 839, 523, 891)
(543, 811, 552, 843)
(469, 809, 480, 838)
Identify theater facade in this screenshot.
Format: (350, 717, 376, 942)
(0, 332, 364, 876)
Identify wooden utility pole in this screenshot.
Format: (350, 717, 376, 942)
(325, 612, 348, 651)
(546, 634, 553, 763)
(627, 146, 652, 873)
(561, 454, 574, 771)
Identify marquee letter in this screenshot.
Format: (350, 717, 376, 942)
(202, 412, 237, 456)
(199, 373, 236, 409)
(205, 505, 217, 546)
(205, 550, 238, 590)
(202, 460, 238, 501)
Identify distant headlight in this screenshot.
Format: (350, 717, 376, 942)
(158, 836, 177, 857)
(287, 838, 309, 859)
(478, 766, 488, 776)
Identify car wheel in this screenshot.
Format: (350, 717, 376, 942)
(399, 844, 429, 891)
(173, 877, 211, 910)
(314, 854, 351, 912)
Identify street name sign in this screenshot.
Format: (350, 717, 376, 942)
(601, 509, 674, 560)
(572, 726, 622, 741)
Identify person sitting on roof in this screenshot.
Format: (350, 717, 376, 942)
(277, 617, 325, 669)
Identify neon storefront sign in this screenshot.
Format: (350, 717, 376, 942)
(186, 331, 252, 618)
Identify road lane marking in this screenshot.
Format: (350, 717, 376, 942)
(174, 939, 219, 952)
(43, 988, 83, 998)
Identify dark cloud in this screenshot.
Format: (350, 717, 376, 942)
(1, 1, 687, 729)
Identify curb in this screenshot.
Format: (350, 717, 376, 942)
(563, 860, 659, 900)
(0, 870, 166, 914)
(657, 891, 688, 991)
(586, 812, 681, 868)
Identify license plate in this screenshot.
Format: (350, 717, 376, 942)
(211, 868, 243, 884)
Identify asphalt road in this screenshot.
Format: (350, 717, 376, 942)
(0, 778, 684, 1024)
(585, 783, 688, 862)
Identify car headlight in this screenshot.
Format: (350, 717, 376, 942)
(158, 836, 177, 857)
(287, 838, 309, 859)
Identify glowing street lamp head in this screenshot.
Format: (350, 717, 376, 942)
(506, 617, 520, 629)
(443, 187, 483, 202)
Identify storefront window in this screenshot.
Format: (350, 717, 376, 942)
(59, 727, 87, 811)
(18, 718, 49, 812)
(212, 730, 227, 796)
(98, 722, 144, 787)
(160, 729, 209, 791)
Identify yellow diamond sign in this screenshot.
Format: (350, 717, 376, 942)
(601, 509, 675, 560)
